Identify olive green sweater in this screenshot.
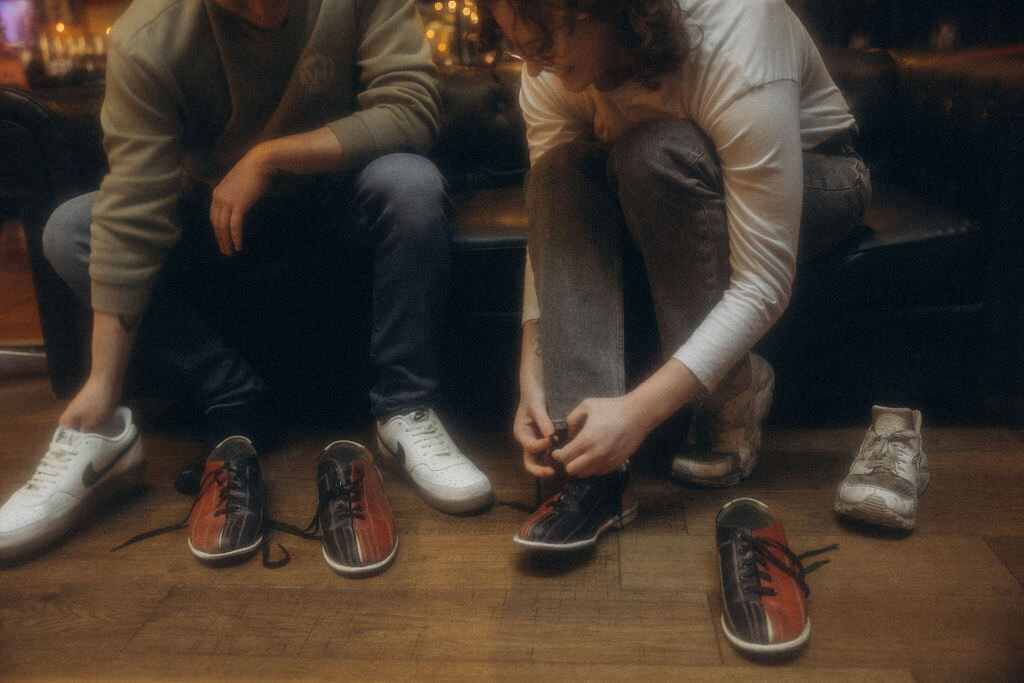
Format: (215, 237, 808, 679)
(91, 0, 440, 314)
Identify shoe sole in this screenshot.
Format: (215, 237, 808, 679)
(188, 534, 264, 562)
(834, 494, 916, 530)
(721, 614, 811, 655)
(511, 500, 639, 551)
(0, 458, 145, 563)
(322, 538, 399, 578)
(376, 436, 494, 515)
(670, 457, 744, 488)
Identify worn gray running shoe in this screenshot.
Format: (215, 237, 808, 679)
(672, 353, 774, 487)
(834, 405, 929, 530)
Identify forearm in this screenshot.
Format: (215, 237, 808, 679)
(251, 127, 345, 177)
(519, 320, 542, 389)
(624, 357, 705, 436)
(59, 310, 140, 430)
(88, 310, 140, 392)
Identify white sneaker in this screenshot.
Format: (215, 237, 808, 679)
(0, 407, 144, 561)
(671, 353, 774, 487)
(376, 408, 493, 514)
(834, 405, 929, 530)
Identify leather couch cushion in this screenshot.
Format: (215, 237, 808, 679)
(801, 182, 984, 310)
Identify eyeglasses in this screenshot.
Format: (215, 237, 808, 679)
(501, 13, 588, 75)
(503, 40, 568, 74)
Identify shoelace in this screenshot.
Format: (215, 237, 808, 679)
(548, 477, 587, 510)
(404, 413, 450, 457)
(860, 429, 919, 477)
(23, 437, 77, 493)
(111, 461, 315, 569)
(733, 530, 838, 598)
(540, 474, 627, 533)
(304, 466, 365, 535)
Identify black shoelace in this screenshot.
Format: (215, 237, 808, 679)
(733, 531, 838, 598)
(304, 466, 365, 535)
(111, 461, 316, 569)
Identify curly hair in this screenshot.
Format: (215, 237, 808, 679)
(477, 0, 688, 89)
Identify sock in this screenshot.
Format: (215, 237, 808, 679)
(205, 401, 262, 452)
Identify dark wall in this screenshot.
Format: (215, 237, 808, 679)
(788, 0, 1024, 50)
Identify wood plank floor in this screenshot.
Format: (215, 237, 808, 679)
(0, 375, 1021, 681)
(0, 220, 43, 346)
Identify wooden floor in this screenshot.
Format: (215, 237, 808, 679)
(0, 220, 43, 346)
(0, 373, 1021, 681)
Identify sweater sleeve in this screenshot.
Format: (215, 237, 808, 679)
(89, 39, 185, 315)
(672, 80, 802, 391)
(325, 0, 440, 169)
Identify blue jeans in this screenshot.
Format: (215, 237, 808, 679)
(525, 120, 871, 419)
(43, 153, 451, 419)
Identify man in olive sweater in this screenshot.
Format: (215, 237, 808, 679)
(0, 0, 493, 569)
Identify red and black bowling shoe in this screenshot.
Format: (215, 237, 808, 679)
(716, 498, 835, 655)
(188, 436, 264, 561)
(312, 440, 397, 576)
(513, 469, 636, 551)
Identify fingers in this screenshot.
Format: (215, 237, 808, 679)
(554, 400, 590, 464)
(523, 450, 557, 478)
(210, 200, 233, 255)
(229, 204, 245, 253)
(565, 401, 588, 439)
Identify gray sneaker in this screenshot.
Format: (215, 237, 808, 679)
(834, 405, 929, 530)
(671, 353, 774, 487)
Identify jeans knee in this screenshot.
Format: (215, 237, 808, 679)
(527, 138, 603, 191)
(610, 119, 719, 197)
(358, 153, 448, 228)
(42, 192, 95, 297)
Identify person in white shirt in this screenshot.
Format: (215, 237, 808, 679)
(478, 0, 870, 550)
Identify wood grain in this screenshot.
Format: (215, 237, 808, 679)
(0, 375, 1020, 680)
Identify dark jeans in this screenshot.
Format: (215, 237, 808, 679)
(43, 153, 451, 419)
(525, 120, 871, 420)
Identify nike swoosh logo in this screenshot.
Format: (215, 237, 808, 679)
(81, 432, 140, 487)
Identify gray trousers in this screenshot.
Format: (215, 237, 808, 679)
(526, 119, 871, 420)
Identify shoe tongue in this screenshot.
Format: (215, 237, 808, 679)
(52, 427, 82, 448)
(412, 410, 428, 422)
(873, 410, 913, 436)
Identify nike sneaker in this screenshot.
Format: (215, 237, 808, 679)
(376, 408, 492, 515)
(0, 407, 144, 561)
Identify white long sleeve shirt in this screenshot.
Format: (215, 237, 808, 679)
(519, 0, 854, 391)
